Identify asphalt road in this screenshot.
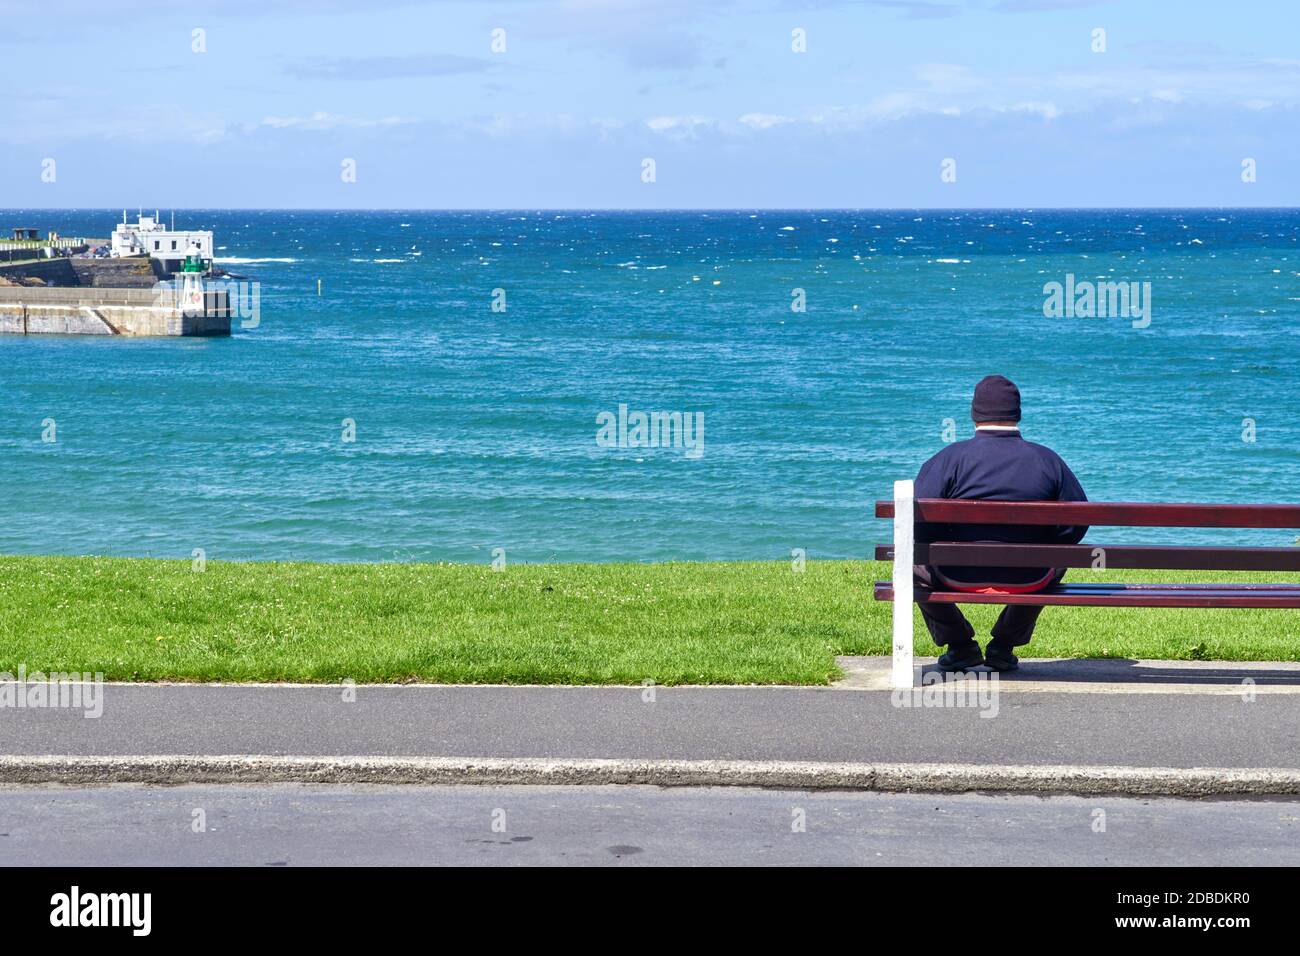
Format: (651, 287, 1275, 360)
(1, 784, 1295, 866)
(2, 683, 1297, 769)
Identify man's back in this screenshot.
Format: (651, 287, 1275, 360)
(915, 429, 1088, 585)
(911, 374, 1089, 672)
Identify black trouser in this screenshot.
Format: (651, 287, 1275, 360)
(912, 565, 1066, 648)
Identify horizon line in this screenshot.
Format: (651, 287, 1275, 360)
(2, 205, 1298, 214)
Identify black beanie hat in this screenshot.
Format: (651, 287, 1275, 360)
(971, 375, 1021, 423)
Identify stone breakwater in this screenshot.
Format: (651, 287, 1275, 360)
(0, 286, 230, 336)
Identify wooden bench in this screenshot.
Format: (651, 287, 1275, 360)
(874, 479, 1300, 687)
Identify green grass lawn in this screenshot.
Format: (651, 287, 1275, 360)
(0, 555, 1296, 685)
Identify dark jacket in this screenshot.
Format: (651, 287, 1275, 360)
(914, 429, 1088, 585)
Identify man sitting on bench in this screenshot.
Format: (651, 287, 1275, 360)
(915, 375, 1089, 673)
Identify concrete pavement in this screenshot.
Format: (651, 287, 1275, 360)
(837, 655, 1300, 693)
(1, 674, 1296, 772)
(4, 659, 1294, 865)
(2, 784, 1296, 866)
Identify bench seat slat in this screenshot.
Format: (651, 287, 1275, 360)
(875, 499, 1300, 529)
(873, 581, 1300, 608)
(874, 542, 1300, 572)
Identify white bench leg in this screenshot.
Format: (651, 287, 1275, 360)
(891, 478, 916, 689)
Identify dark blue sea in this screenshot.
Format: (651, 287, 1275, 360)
(2, 209, 1297, 562)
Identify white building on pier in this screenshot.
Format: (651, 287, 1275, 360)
(111, 212, 214, 274)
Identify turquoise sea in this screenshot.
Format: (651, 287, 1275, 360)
(1, 209, 1297, 563)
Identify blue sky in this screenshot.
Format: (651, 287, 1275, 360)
(1, 0, 1297, 208)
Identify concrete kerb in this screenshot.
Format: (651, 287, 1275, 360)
(3, 756, 1299, 797)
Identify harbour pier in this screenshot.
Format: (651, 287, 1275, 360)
(0, 285, 231, 336)
(0, 214, 231, 337)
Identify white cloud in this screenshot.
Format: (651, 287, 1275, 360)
(738, 112, 795, 130)
(256, 111, 415, 131)
(645, 114, 714, 138)
(807, 94, 959, 126)
(1004, 101, 1062, 120)
(470, 113, 626, 138)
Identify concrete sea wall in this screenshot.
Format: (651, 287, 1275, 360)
(0, 287, 231, 336)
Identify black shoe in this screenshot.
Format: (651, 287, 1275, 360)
(984, 643, 1020, 672)
(937, 642, 984, 673)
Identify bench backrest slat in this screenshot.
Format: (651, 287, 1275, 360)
(874, 542, 1300, 572)
(875, 499, 1300, 529)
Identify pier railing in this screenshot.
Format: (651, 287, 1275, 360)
(0, 237, 106, 248)
(0, 238, 101, 263)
